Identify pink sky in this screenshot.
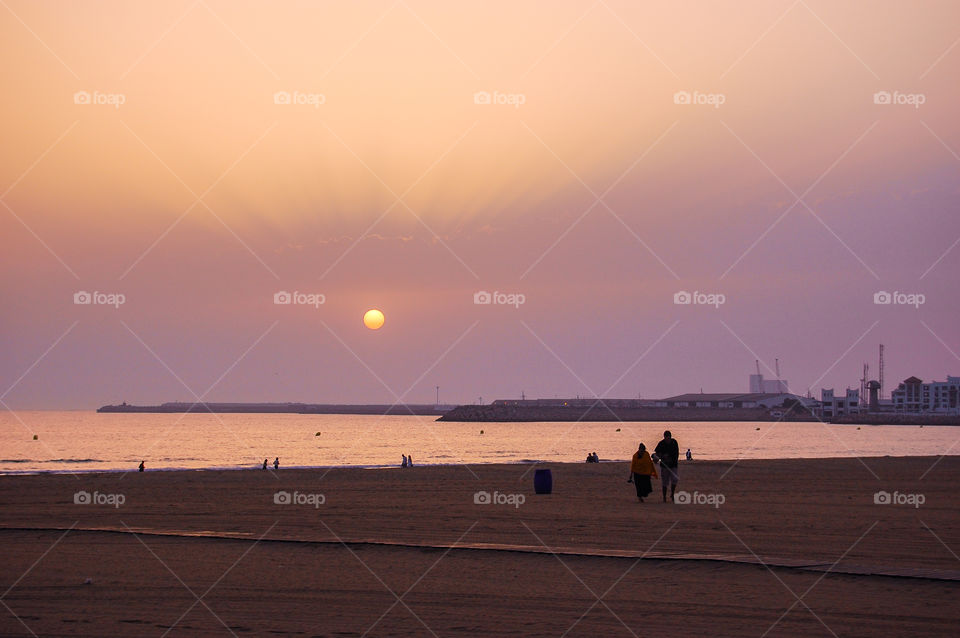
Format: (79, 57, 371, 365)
(1, 0, 958, 408)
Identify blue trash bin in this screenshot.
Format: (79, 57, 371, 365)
(534, 468, 552, 494)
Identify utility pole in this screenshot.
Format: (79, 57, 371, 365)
(879, 344, 885, 400)
(860, 363, 869, 405)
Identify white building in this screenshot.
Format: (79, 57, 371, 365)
(891, 376, 960, 414)
(819, 388, 860, 418)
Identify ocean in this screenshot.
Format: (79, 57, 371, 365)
(1, 411, 958, 474)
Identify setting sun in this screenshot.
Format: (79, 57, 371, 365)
(363, 309, 385, 330)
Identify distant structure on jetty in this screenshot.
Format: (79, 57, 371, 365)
(445, 370, 816, 422)
(440, 376, 819, 422)
(97, 402, 453, 416)
(489, 391, 809, 410)
(441, 367, 960, 424)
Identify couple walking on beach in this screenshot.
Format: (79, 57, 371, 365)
(628, 430, 679, 503)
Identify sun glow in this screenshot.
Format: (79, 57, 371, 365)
(363, 309, 385, 330)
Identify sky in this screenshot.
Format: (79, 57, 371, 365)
(1, 0, 958, 409)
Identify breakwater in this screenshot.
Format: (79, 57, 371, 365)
(97, 402, 452, 416)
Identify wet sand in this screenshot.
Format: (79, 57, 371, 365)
(1, 456, 958, 636)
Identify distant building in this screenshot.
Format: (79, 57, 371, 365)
(491, 393, 816, 410)
(891, 376, 960, 414)
(819, 388, 860, 418)
(654, 392, 810, 409)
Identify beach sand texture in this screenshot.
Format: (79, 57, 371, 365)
(1, 457, 958, 636)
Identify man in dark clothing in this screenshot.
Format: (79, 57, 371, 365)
(654, 430, 680, 503)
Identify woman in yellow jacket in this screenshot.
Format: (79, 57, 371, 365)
(627, 443, 658, 502)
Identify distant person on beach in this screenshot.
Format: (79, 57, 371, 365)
(138, 461, 144, 472)
(262, 459, 268, 470)
(655, 431, 680, 503)
(273, 457, 279, 471)
(686, 448, 692, 461)
(627, 443, 657, 502)
(592, 452, 599, 462)
(401, 454, 408, 468)
(407, 454, 413, 467)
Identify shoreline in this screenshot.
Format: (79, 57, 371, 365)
(2, 453, 959, 476)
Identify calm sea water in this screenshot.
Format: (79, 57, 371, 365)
(1, 411, 957, 474)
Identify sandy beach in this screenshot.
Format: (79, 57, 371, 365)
(1, 456, 958, 636)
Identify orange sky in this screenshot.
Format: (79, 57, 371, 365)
(1, 1, 958, 407)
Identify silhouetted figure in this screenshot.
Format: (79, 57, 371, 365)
(138, 461, 144, 472)
(407, 454, 413, 467)
(686, 448, 692, 461)
(654, 430, 680, 503)
(401, 454, 408, 468)
(627, 443, 657, 502)
(262, 459, 268, 470)
(273, 457, 279, 471)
